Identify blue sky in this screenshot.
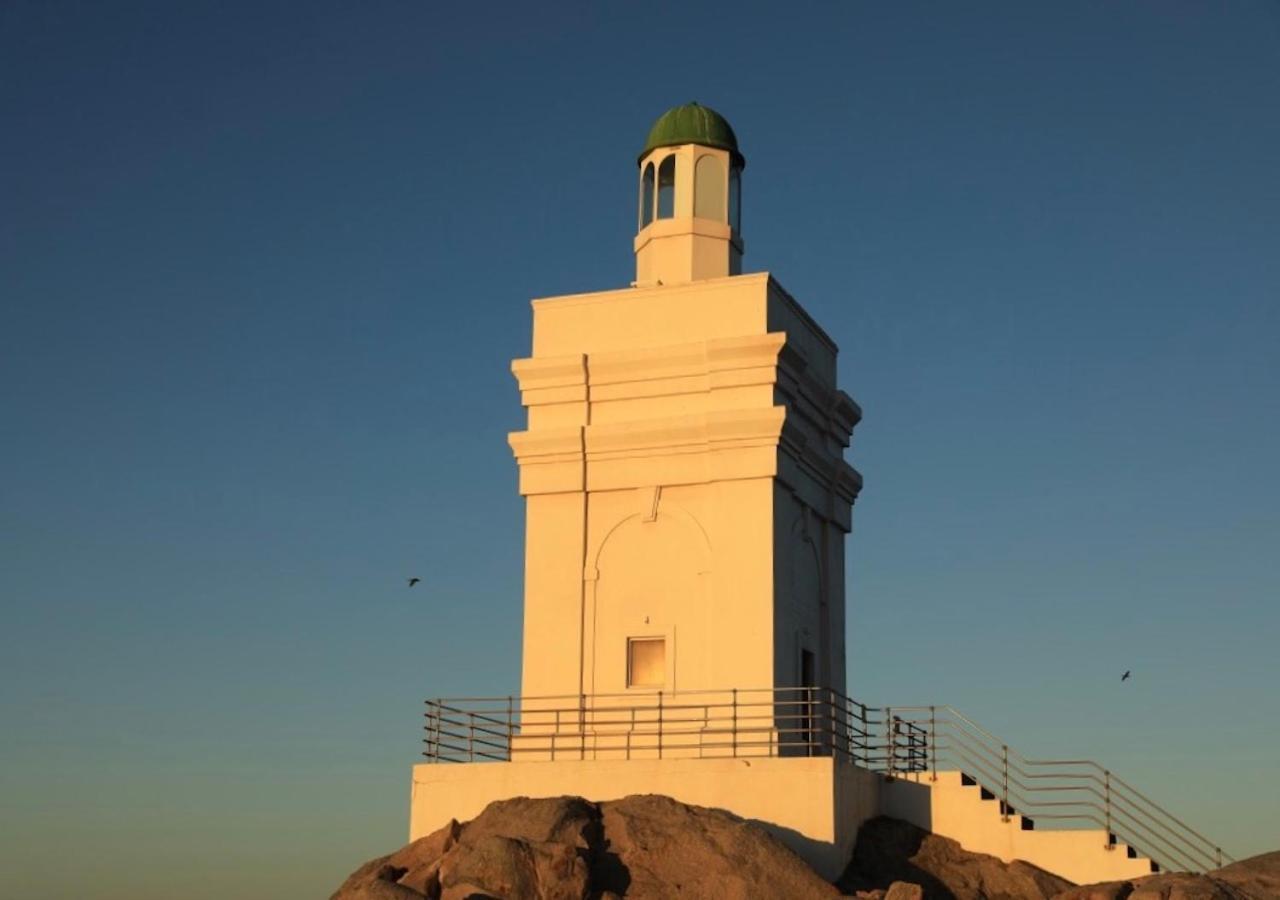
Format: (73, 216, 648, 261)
(2, 2, 1277, 897)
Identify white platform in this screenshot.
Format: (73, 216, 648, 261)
(411, 754, 878, 881)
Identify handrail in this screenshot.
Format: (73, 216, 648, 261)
(421, 688, 1230, 873)
(871, 705, 1229, 872)
(882, 713, 1213, 870)
(898, 714, 1220, 870)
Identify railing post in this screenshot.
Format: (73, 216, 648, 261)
(806, 685, 814, 757)
(507, 696, 514, 762)
(1216, 847, 1222, 868)
(930, 706, 937, 782)
(732, 688, 738, 758)
(657, 691, 664, 759)
(845, 696, 855, 762)
(579, 693, 586, 761)
(886, 708, 895, 778)
(1104, 770, 1113, 848)
(829, 688, 839, 758)
(468, 711, 475, 763)
(859, 702, 868, 766)
(1001, 744, 1009, 821)
(434, 701, 443, 762)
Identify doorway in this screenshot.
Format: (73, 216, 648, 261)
(800, 648, 816, 756)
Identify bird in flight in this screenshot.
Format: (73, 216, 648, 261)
(1121, 670, 1131, 682)
(407, 577, 421, 588)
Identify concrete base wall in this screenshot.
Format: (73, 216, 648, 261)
(410, 755, 878, 881)
(410, 761, 1158, 886)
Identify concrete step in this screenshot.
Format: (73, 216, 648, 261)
(893, 770, 1159, 883)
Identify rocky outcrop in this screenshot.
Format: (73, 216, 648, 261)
(334, 798, 1277, 900)
(1053, 850, 1280, 900)
(841, 817, 1280, 900)
(839, 816, 1073, 900)
(1215, 850, 1280, 899)
(330, 794, 840, 900)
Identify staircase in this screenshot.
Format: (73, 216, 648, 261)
(852, 704, 1230, 883)
(880, 769, 1153, 883)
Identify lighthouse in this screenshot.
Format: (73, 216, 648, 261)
(414, 105, 871, 877)
(509, 102, 862, 706)
(410, 104, 1228, 888)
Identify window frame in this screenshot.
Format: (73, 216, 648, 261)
(626, 636, 667, 689)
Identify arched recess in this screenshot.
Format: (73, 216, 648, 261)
(656, 155, 676, 219)
(782, 510, 827, 755)
(639, 162, 655, 230)
(585, 504, 712, 697)
(694, 154, 726, 221)
(783, 511, 826, 680)
(729, 166, 742, 232)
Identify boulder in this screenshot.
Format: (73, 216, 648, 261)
(329, 855, 435, 900)
(1052, 849, 1280, 900)
(334, 799, 1274, 900)
(435, 797, 599, 900)
(596, 794, 840, 899)
(1049, 883, 1133, 900)
(1214, 850, 1280, 899)
(840, 816, 1073, 900)
(332, 794, 838, 899)
(885, 881, 926, 900)
(460, 796, 600, 850)
(389, 819, 461, 896)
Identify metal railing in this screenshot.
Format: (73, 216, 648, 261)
(866, 705, 1232, 874)
(424, 686, 857, 764)
(422, 688, 1231, 873)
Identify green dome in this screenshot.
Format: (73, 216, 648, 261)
(639, 102, 744, 168)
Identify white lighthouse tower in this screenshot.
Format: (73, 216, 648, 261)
(510, 102, 862, 707)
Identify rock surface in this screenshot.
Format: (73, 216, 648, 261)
(1053, 850, 1280, 900)
(1215, 850, 1280, 899)
(330, 794, 840, 900)
(333, 797, 1277, 900)
(839, 816, 1073, 900)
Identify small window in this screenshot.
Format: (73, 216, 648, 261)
(657, 155, 675, 219)
(694, 155, 725, 221)
(640, 163, 655, 230)
(729, 166, 742, 233)
(627, 637, 665, 688)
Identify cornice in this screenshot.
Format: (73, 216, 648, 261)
(584, 407, 786, 459)
(513, 334, 787, 408)
(528, 272, 770, 310)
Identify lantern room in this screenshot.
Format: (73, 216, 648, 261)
(634, 102, 745, 286)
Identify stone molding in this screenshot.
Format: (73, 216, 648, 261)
(509, 330, 862, 514)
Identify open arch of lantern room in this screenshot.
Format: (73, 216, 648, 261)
(638, 147, 742, 234)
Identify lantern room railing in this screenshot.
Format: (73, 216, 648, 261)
(422, 687, 1231, 875)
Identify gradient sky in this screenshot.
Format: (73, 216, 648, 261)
(2, 3, 1278, 898)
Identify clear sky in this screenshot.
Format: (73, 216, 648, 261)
(2, 2, 1277, 898)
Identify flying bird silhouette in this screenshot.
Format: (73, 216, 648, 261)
(1121, 670, 1131, 682)
(407, 577, 421, 588)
